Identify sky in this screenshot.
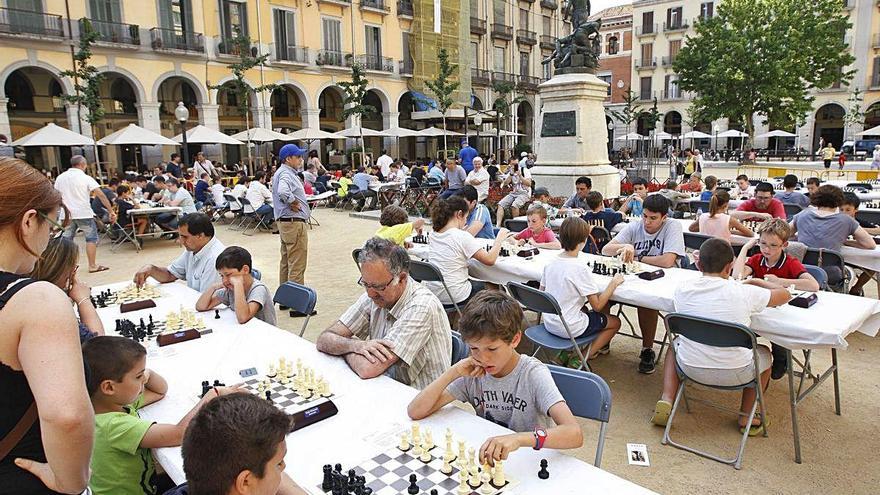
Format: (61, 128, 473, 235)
(591, 0, 634, 15)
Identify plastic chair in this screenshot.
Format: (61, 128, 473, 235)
(801, 248, 849, 293)
(273, 282, 318, 336)
(782, 204, 803, 220)
(803, 264, 828, 291)
(683, 232, 714, 251)
(251, 268, 262, 280)
(408, 260, 462, 317)
(335, 184, 361, 211)
(451, 330, 470, 365)
(661, 313, 768, 470)
(506, 281, 598, 371)
(504, 218, 527, 232)
(547, 365, 612, 467)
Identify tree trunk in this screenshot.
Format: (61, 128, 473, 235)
(442, 114, 448, 156)
(745, 114, 754, 151)
(245, 102, 252, 175)
(91, 124, 103, 181)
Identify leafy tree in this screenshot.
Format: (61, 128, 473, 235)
(424, 48, 460, 151)
(208, 27, 275, 169)
(843, 88, 864, 135)
(339, 63, 377, 160)
(674, 0, 854, 146)
(61, 19, 104, 174)
(492, 81, 525, 157)
(608, 90, 643, 147)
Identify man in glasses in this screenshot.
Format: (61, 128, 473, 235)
(316, 237, 451, 389)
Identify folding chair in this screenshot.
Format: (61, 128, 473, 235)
(506, 281, 599, 371)
(408, 259, 463, 318)
(683, 232, 714, 251)
(801, 248, 850, 293)
(234, 197, 257, 231)
(108, 220, 140, 252)
(243, 202, 274, 236)
(223, 194, 243, 224)
(803, 264, 828, 291)
(688, 200, 711, 216)
(504, 218, 528, 232)
(782, 204, 802, 220)
(335, 185, 361, 211)
(548, 365, 612, 467)
(273, 282, 318, 337)
(661, 313, 768, 469)
(451, 330, 470, 365)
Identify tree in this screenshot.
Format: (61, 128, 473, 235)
(673, 0, 854, 146)
(607, 90, 643, 148)
(843, 88, 864, 137)
(424, 48, 460, 152)
(208, 27, 275, 171)
(61, 19, 104, 175)
(492, 81, 525, 158)
(339, 63, 377, 162)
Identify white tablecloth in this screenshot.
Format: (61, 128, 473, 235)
(370, 180, 406, 192)
(95, 281, 653, 495)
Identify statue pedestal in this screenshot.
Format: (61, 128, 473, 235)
(532, 72, 620, 199)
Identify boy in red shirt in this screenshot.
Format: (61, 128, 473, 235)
(733, 219, 820, 379)
(515, 204, 561, 249)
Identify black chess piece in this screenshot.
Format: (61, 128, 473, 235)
(214, 309, 220, 319)
(139, 317, 145, 330)
(538, 459, 549, 479)
(407, 474, 419, 494)
(334, 463, 342, 474)
(361, 487, 373, 495)
(322, 464, 333, 490)
(430, 490, 438, 495)
(213, 379, 222, 387)
(347, 469, 356, 486)
(265, 390, 271, 402)
(201, 380, 210, 397)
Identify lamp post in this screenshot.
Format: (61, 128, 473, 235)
(713, 124, 720, 158)
(175, 101, 190, 171)
(474, 114, 483, 147)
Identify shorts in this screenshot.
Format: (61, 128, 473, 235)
(578, 309, 609, 338)
(675, 338, 771, 387)
(62, 218, 98, 243)
(498, 191, 530, 210)
(824, 159, 831, 169)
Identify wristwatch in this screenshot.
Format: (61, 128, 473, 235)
(533, 428, 547, 450)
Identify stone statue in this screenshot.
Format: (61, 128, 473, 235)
(562, 0, 591, 29)
(541, 17, 603, 73)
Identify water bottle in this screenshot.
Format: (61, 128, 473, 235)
(696, 207, 703, 217)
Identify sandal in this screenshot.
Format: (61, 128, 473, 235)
(88, 265, 110, 273)
(651, 400, 672, 426)
(739, 416, 770, 437)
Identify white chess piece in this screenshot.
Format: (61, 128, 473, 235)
(424, 429, 434, 450)
(492, 460, 505, 486)
(457, 470, 469, 495)
(419, 447, 432, 463)
(440, 455, 453, 474)
(399, 432, 410, 451)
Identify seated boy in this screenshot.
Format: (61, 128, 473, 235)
(163, 393, 306, 495)
(804, 177, 820, 197)
(734, 174, 753, 199)
(115, 185, 149, 239)
(699, 175, 718, 201)
(603, 194, 685, 374)
(407, 291, 583, 465)
(83, 336, 238, 495)
(514, 205, 561, 249)
(840, 192, 880, 295)
(652, 238, 790, 435)
(619, 177, 648, 217)
(541, 217, 623, 369)
(374, 205, 426, 247)
(529, 187, 559, 219)
(196, 246, 277, 325)
(581, 191, 623, 233)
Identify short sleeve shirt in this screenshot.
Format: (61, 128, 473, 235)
(745, 252, 807, 281)
(515, 227, 558, 244)
(375, 223, 415, 246)
(167, 237, 226, 292)
(626, 198, 644, 217)
(115, 198, 136, 225)
(427, 228, 484, 304)
(563, 193, 589, 210)
(173, 188, 197, 214)
(54, 168, 101, 219)
(791, 209, 860, 252)
(582, 209, 623, 232)
(447, 355, 564, 432)
(215, 279, 277, 325)
(776, 191, 811, 209)
(466, 168, 490, 200)
(445, 167, 467, 190)
(612, 218, 686, 261)
(467, 204, 495, 239)
(339, 278, 451, 389)
(90, 395, 156, 495)
(736, 198, 786, 219)
(541, 256, 599, 339)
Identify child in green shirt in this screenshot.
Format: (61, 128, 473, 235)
(375, 205, 426, 247)
(337, 167, 353, 198)
(82, 336, 239, 495)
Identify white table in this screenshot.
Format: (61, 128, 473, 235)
(511, 215, 565, 228)
(95, 281, 654, 495)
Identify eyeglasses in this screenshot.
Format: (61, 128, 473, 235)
(758, 240, 782, 249)
(357, 275, 398, 292)
(39, 210, 66, 238)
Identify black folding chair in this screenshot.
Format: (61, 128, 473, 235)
(801, 248, 850, 293)
(408, 259, 462, 318)
(782, 204, 803, 220)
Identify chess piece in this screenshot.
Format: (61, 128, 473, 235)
(267, 365, 276, 378)
(424, 429, 434, 450)
(468, 468, 480, 488)
(538, 459, 549, 479)
(265, 390, 271, 402)
(480, 480, 494, 494)
(214, 309, 220, 319)
(491, 460, 506, 487)
(481, 461, 491, 482)
(399, 432, 410, 451)
(457, 470, 469, 495)
(411, 422, 420, 444)
(440, 455, 453, 474)
(407, 474, 419, 495)
(322, 464, 333, 490)
(419, 447, 432, 463)
(201, 380, 210, 397)
(457, 441, 466, 469)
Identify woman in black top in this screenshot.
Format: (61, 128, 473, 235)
(0, 157, 93, 494)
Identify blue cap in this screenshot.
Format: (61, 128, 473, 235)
(279, 144, 308, 161)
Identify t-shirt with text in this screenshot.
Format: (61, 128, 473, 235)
(611, 218, 685, 262)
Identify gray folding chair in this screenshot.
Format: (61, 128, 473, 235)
(683, 232, 714, 251)
(451, 330, 470, 365)
(273, 282, 318, 336)
(408, 259, 463, 318)
(662, 313, 768, 470)
(548, 365, 612, 467)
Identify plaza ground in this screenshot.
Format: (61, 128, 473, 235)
(80, 207, 880, 494)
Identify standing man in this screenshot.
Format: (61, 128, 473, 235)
(459, 138, 478, 174)
(272, 144, 312, 317)
(821, 142, 835, 170)
(55, 155, 115, 273)
(165, 153, 183, 178)
(376, 149, 393, 180)
(193, 151, 219, 179)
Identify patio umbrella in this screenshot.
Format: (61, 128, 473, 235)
(756, 129, 797, 152)
(614, 132, 646, 140)
(286, 128, 341, 141)
(172, 125, 244, 145)
(334, 126, 386, 138)
(717, 129, 749, 138)
(418, 127, 463, 137)
(856, 125, 880, 137)
(229, 127, 292, 142)
(681, 130, 712, 150)
(653, 131, 673, 140)
(12, 123, 106, 177)
(97, 123, 179, 171)
(380, 127, 422, 159)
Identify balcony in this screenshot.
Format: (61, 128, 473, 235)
(491, 23, 513, 41)
(397, 0, 413, 18)
(81, 18, 140, 47)
(661, 89, 683, 100)
(317, 0, 351, 7)
(0, 7, 64, 39)
(271, 44, 309, 64)
(471, 68, 491, 86)
(214, 36, 257, 58)
(399, 59, 413, 76)
(517, 75, 541, 92)
(539, 35, 556, 50)
(492, 71, 517, 84)
(663, 21, 689, 32)
(516, 29, 536, 46)
(470, 17, 487, 36)
(636, 24, 657, 36)
(360, 0, 390, 14)
(317, 49, 353, 68)
(540, 0, 558, 10)
(149, 28, 204, 53)
(357, 54, 394, 72)
(661, 55, 676, 67)
(635, 57, 657, 69)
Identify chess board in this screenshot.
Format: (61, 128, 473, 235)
(586, 258, 648, 276)
(412, 233, 430, 244)
(113, 313, 207, 344)
(742, 219, 766, 230)
(241, 376, 333, 415)
(93, 285, 162, 307)
(321, 446, 515, 495)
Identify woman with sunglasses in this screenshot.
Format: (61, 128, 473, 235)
(0, 157, 94, 494)
(30, 237, 104, 343)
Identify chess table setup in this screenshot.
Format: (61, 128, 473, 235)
(242, 357, 334, 413)
(412, 233, 430, 245)
(112, 307, 208, 346)
(91, 284, 162, 312)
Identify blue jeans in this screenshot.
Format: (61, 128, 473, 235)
(62, 218, 98, 243)
(156, 212, 179, 230)
(256, 204, 274, 224)
(440, 188, 460, 199)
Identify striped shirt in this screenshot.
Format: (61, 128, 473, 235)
(272, 164, 311, 221)
(340, 277, 451, 389)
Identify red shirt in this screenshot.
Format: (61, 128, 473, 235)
(736, 198, 786, 219)
(516, 226, 557, 244)
(745, 252, 807, 280)
(679, 182, 703, 192)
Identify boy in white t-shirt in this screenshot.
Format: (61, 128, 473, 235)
(651, 237, 790, 436)
(540, 217, 623, 369)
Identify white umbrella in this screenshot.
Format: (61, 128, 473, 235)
(681, 130, 712, 139)
(11, 123, 98, 147)
(380, 127, 423, 138)
(419, 127, 463, 137)
(334, 126, 386, 138)
(478, 128, 525, 137)
(717, 129, 749, 138)
(229, 127, 291, 143)
(286, 128, 341, 141)
(756, 129, 797, 138)
(856, 125, 880, 137)
(97, 123, 179, 146)
(172, 125, 244, 145)
(653, 131, 673, 140)
(615, 132, 646, 141)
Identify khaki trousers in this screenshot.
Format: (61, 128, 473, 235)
(278, 220, 308, 285)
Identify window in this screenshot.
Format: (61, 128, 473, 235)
(365, 25, 381, 56)
(90, 0, 121, 22)
(221, 0, 248, 37)
(598, 74, 612, 96)
(519, 8, 529, 30)
(471, 41, 479, 67)
(470, 0, 478, 17)
(158, 0, 192, 32)
(273, 9, 296, 60)
(640, 76, 652, 100)
(666, 7, 683, 29)
(494, 46, 506, 71)
(664, 74, 679, 98)
(641, 11, 653, 33)
(402, 32, 413, 66)
(641, 43, 653, 65)
(493, 0, 505, 24)
(700, 2, 714, 19)
(542, 15, 551, 36)
(607, 35, 619, 55)
(873, 57, 880, 87)
(322, 18, 341, 52)
(669, 39, 681, 62)
(542, 60, 551, 80)
(519, 51, 529, 76)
